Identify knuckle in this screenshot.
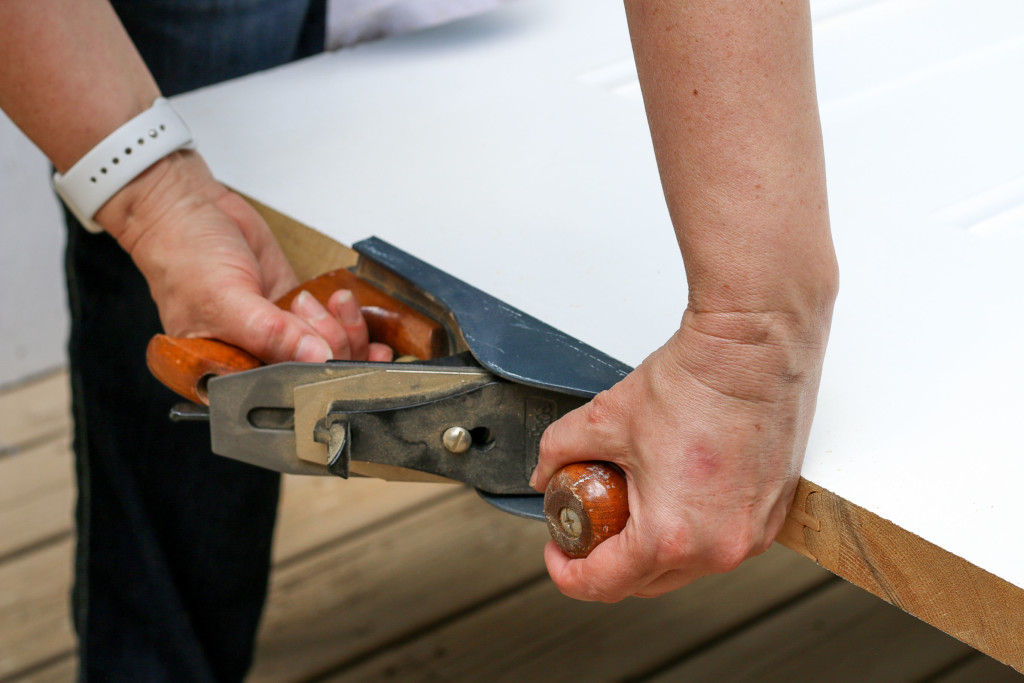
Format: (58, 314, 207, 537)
(651, 526, 696, 568)
(584, 390, 620, 428)
(257, 310, 290, 343)
(245, 308, 293, 357)
(537, 423, 562, 457)
(710, 546, 748, 574)
(706, 531, 757, 574)
(647, 521, 758, 576)
(752, 531, 775, 557)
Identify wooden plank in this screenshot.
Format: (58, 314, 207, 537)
(0, 371, 450, 565)
(933, 653, 1024, 682)
(0, 434, 73, 561)
(0, 370, 69, 456)
(0, 541, 75, 680)
(777, 479, 1024, 673)
(646, 580, 973, 683)
(7, 655, 77, 683)
(250, 490, 551, 682)
(272, 476, 451, 564)
(0, 361, 460, 678)
(0, 475, 455, 679)
(320, 545, 831, 683)
(0, 409, 448, 565)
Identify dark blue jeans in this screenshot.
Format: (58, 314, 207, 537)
(66, 1, 324, 680)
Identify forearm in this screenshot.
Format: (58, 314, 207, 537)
(539, 2, 839, 602)
(0, 0, 159, 172)
(624, 0, 838, 325)
(0, 0, 198, 247)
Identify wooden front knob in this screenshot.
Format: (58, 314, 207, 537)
(544, 461, 629, 558)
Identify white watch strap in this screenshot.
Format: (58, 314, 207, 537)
(53, 97, 194, 234)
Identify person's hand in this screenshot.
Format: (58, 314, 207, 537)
(531, 307, 831, 602)
(96, 150, 392, 363)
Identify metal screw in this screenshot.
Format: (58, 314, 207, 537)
(559, 507, 582, 539)
(442, 426, 472, 454)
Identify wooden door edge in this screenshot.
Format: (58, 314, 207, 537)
(234, 190, 359, 280)
(777, 477, 1023, 672)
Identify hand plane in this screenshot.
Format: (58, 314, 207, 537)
(148, 226, 631, 557)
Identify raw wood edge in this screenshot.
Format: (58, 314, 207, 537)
(775, 477, 820, 562)
(233, 190, 359, 279)
(775, 477, 1023, 672)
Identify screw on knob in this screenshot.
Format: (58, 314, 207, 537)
(558, 507, 583, 539)
(442, 426, 472, 454)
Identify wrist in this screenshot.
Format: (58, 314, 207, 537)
(682, 221, 839, 351)
(95, 149, 224, 252)
(681, 199, 839, 333)
(682, 302, 833, 354)
(666, 303, 833, 409)
(688, 257, 839, 335)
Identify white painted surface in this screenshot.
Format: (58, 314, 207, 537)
(177, 1, 681, 369)
(326, 0, 511, 49)
(0, 113, 69, 388)
(171, 0, 1024, 590)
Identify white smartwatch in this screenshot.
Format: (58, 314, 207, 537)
(53, 97, 194, 234)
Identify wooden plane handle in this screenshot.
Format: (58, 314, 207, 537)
(147, 269, 448, 405)
(544, 461, 629, 558)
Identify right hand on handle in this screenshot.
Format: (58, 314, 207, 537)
(531, 310, 830, 603)
(96, 150, 390, 366)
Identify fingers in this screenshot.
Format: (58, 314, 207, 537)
(631, 568, 698, 599)
(198, 287, 395, 366)
(543, 511, 753, 601)
(531, 391, 627, 491)
(217, 287, 393, 365)
(291, 290, 353, 359)
(543, 538, 636, 602)
(367, 342, 394, 362)
(222, 291, 332, 364)
(327, 290, 370, 360)
(542, 522, 695, 602)
(288, 288, 394, 362)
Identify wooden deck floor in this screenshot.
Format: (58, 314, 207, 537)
(1, 370, 1020, 682)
